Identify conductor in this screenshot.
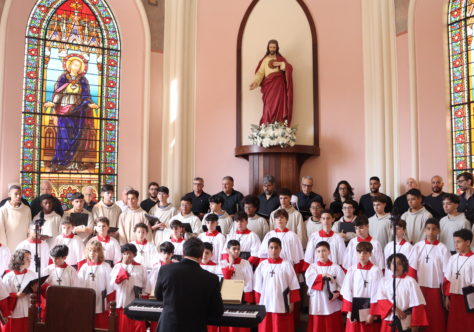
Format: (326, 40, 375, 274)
(154, 237, 224, 332)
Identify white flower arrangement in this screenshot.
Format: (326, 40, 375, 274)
(248, 121, 297, 148)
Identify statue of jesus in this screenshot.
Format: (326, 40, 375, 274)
(250, 39, 293, 125)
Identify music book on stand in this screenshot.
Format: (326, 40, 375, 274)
(221, 279, 244, 304)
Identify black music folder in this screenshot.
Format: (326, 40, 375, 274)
(462, 285, 474, 313)
(145, 214, 160, 227)
(22, 275, 49, 294)
(70, 213, 89, 227)
(351, 297, 371, 322)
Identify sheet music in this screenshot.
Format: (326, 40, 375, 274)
(221, 279, 244, 304)
(359, 308, 370, 322)
(467, 292, 474, 310)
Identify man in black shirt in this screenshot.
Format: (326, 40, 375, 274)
(358, 176, 393, 217)
(140, 181, 159, 212)
(257, 175, 280, 218)
(215, 176, 243, 216)
(424, 175, 446, 219)
(457, 171, 474, 225)
(183, 177, 210, 219)
(30, 180, 64, 217)
(294, 176, 324, 219)
(393, 177, 419, 215)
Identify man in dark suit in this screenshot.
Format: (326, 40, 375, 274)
(155, 237, 224, 332)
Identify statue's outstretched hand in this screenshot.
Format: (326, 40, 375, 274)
(249, 82, 258, 90)
(89, 103, 99, 109)
(44, 101, 55, 108)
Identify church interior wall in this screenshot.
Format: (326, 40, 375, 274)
(148, 50, 163, 183)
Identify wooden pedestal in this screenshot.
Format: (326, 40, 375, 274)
(235, 145, 320, 195)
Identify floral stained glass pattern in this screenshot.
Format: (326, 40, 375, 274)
(21, 0, 120, 209)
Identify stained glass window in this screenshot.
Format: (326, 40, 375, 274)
(21, 0, 120, 209)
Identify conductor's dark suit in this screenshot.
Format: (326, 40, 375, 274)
(155, 258, 224, 332)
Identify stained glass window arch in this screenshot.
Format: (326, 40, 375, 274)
(21, 0, 120, 209)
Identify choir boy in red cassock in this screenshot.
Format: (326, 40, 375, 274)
(130, 223, 158, 270)
(198, 214, 226, 264)
(15, 223, 49, 273)
(88, 217, 121, 267)
(383, 218, 413, 276)
(52, 217, 84, 269)
(200, 242, 221, 277)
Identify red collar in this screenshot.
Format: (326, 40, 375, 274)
(206, 230, 219, 236)
(87, 260, 102, 266)
(170, 237, 184, 243)
(135, 240, 147, 245)
(425, 240, 440, 245)
(357, 236, 372, 242)
(97, 235, 110, 243)
(393, 272, 408, 279)
(200, 261, 217, 266)
(55, 263, 68, 268)
(275, 228, 289, 233)
(62, 233, 74, 239)
(226, 257, 242, 264)
(460, 251, 474, 257)
(236, 229, 251, 235)
(13, 269, 28, 275)
(398, 239, 407, 245)
(268, 257, 283, 264)
(160, 261, 172, 266)
(319, 229, 334, 237)
(124, 261, 141, 266)
(317, 260, 333, 266)
(28, 238, 42, 244)
(357, 261, 374, 270)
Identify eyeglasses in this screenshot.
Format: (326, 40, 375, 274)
(301, 184, 312, 187)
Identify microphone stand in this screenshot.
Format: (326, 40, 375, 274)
(35, 212, 45, 322)
(390, 214, 402, 332)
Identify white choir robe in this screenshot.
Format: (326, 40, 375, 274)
(305, 217, 322, 239)
(304, 230, 346, 268)
(3, 269, 37, 318)
(258, 228, 304, 273)
(269, 206, 306, 247)
(376, 274, 428, 329)
(305, 261, 345, 315)
(165, 238, 184, 257)
(53, 234, 85, 266)
(200, 261, 222, 278)
(254, 258, 300, 313)
(16, 239, 50, 273)
(198, 231, 226, 263)
(118, 208, 151, 244)
(43, 263, 80, 287)
(173, 212, 202, 234)
(440, 213, 470, 252)
(150, 204, 178, 244)
(247, 215, 269, 240)
(89, 235, 122, 266)
(383, 239, 413, 274)
(64, 208, 94, 243)
(110, 261, 148, 308)
(130, 240, 158, 270)
(0, 278, 8, 312)
(368, 213, 392, 249)
(203, 212, 233, 236)
(401, 207, 432, 243)
(342, 237, 384, 271)
(221, 229, 261, 266)
(220, 257, 254, 303)
(340, 262, 383, 322)
(0, 245, 11, 277)
(0, 201, 31, 252)
(77, 261, 113, 314)
(92, 201, 122, 227)
(33, 211, 62, 246)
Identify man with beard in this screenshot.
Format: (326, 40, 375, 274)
(293, 176, 324, 220)
(358, 176, 393, 217)
(140, 181, 159, 212)
(393, 177, 421, 215)
(424, 175, 446, 219)
(457, 171, 474, 225)
(250, 39, 294, 125)
(257, 175, 280, 218)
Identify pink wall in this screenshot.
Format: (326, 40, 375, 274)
(195, 0, 366, 203)
(148, 51, 163, 184)
(0, 0, 149, 198)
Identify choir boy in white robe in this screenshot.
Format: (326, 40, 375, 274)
(130, 223, 158, 270)
(2, 249, 38, 332)
(198, 213, 226, 263)
(376, 253, 428, 332)
(222, 212, 261, 267)
(0, 240, 10, 277)
(407, 218, 449, 332)
(0, 185, 31, 252)
(77, 240, 113, 329)
(401, 189, 432, 243)
(92, 184, 122, 229)
(439, 193, 470, 253)
(258, 209, 304, 273)
(383, 218, 413, 274)
(0, 277, 9, 327)
(304, 209, 346, 269)
(32, 194, 62, 247)
(443, 229, 474, 331)
(43, 245, 80, 289)
(174, 196, 202, 234)
(343, 216, 384, 271)
(110, 243, 148, 332)
(52, 217, 84, 269)
(200, 242, 221, 277)
(64, 192, 95, 243)
(305, 241, 345, 332)
(340, 242, 383, 332)
(241, 195, 269, 240)
(332, 200, 358, 244)
(118, 190, 151, 244)
(203, 195, 233, 235)
(269, 188, 306, 247)
(88, 217, 121, 267)
(149, 186, 177, 244)
(254, 237, 300, 332)
(164, 220, 186, 261)
(16, 224, 49, 273)
(305, 200, 323, 239)
(368, 195, 391, 249)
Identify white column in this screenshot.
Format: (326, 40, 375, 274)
(161, 0, 197, 203)
(362, 0, 400, 198)
(408, 0, 419, 181)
